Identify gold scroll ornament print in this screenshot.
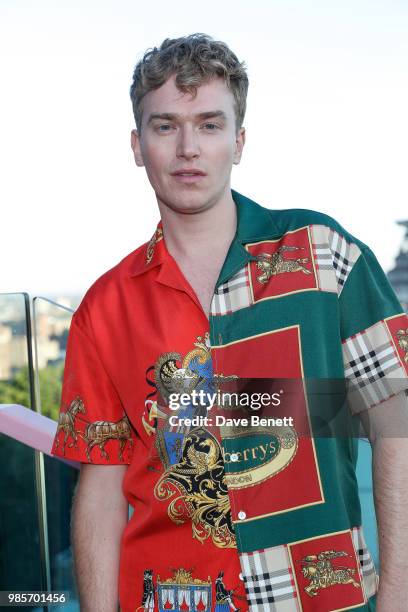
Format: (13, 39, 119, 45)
(154, 428, 236, 549)
(145, 334, 237, 549)
(146, 226, 163, 265)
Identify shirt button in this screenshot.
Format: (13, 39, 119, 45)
(239, 572, 244, 581)
(230, 453, 239, 462)
(238, 510, 246, 520)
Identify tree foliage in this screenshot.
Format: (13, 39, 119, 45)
(0, 364, 64, 421)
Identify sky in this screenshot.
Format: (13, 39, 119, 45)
(1, 0, 407, 298)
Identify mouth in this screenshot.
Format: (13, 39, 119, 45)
(171, 169, 207, 183)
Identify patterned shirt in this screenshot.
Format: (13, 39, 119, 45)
(51, 189, 408, 612)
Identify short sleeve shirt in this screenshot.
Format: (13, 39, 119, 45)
(51, 189, 408, 612)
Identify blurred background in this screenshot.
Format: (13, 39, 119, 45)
(1, 0, 407, 609)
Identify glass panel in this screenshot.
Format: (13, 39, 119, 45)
(357, 439, 379, 570)
(0, 292, 44, 610)
(32, 297, 80, 611)
(32, 298, 74, 422)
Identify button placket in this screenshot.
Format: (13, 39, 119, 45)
(210, 306, 248, 551)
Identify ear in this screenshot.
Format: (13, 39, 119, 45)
(233, 126, 246, 165)
(130, 129, 145, 167)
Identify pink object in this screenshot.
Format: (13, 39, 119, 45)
(0, 403, 80, 469)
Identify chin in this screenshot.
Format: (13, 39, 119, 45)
(159, 191, 215, 215)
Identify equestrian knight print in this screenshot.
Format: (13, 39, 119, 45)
(288, 530, 366, 611)
(386, 312, 408, 375)
(246, 226, 318, 303)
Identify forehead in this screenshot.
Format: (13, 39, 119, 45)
(142, 74, 235, 119)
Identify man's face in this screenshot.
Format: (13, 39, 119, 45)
(131, 74, 245, 214)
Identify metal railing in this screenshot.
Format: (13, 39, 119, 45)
(0, 292, 78, 611)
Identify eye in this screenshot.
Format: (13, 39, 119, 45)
(202, 123, 219, 130)
(157, 124, 173, 132)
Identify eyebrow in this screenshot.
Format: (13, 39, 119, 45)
(147, 110, 228, 125)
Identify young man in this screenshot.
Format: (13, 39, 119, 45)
(51, 34, 408, 612)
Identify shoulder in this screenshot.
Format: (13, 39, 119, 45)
(258, 204, 376, 296)
(269, 205, 369, 252)
(72, 240, 149, 325)
(270, 206, 361, 243)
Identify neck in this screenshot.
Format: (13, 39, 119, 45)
(157, 187, 237, 261)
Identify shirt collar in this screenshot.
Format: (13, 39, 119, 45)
(215, 189, 281, 286)
(128, 189, 281, 283)
(232, 188, 280, 243)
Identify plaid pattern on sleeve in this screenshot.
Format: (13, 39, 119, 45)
(339, 243, 408, 412)
(351, 526, 379, 601)
(342, 316, 408, 413)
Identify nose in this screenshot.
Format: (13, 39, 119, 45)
(176, 124, 200, 160)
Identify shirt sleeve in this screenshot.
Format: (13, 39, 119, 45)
(50, 305, 136, 464)
(338, 242, 408, 414)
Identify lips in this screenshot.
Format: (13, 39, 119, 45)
(171, 169, 206, 176)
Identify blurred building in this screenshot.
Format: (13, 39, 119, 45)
(0, 295, 76, 381)
(0, 322, 27, 380)
(387, 220, 408, 312)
